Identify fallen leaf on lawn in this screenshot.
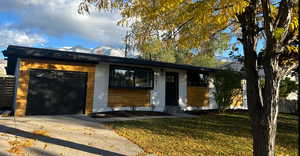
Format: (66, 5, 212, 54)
(43, 144, 48, 149)
(7, 139, 35, 155)
(32, 129, 48, 136)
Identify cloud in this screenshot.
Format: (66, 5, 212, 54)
(0, 0, 127, 47)
(0, 27, 46, 47)
(57, 45, 126, 57)
(58, 46, 92, 53)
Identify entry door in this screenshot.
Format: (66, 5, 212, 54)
(165, 72, 179, 106)
(26, 69, 87, 115)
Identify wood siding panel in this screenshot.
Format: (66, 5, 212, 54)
(108, 89, 150, 107)
(15, 59, 96, 116)
(187, 86, 209, 107)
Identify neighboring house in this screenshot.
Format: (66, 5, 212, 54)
(219, 60, 298, 113)
(3, 45, 246, 116)
(0, 59, 7, 76)
(220, 61, 298, 100)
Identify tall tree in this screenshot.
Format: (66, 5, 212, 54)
(124, 21, 230, 67)
(78, 0, 299, 155)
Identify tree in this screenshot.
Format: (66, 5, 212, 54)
(279, 77, 298, 98)
(78, 0, 299, 155)
(138, 32, 230, 67)
(213, 68, 243, 112)
(137, 38, 227, 68)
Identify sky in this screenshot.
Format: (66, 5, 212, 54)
(0, 0, 264, 60)
(0, 0, 127, 58)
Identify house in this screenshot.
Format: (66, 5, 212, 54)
(2, 45, 247, 116)
(0, 60, 7, 76)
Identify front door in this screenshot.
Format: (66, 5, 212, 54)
(165, 72, 179, 106)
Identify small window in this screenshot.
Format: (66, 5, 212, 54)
(109, 65, 154, 89)
(187, 72, 209, 87)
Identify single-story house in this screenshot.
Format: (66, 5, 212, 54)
(2, 45, 247, 116)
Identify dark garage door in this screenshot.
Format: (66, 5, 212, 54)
(26, 69, 87, 115)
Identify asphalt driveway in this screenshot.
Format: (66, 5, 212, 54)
(0, 115, 144, 156)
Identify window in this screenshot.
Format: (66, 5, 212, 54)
(187, 72, 209, 87)
(109, 65, 154, 89)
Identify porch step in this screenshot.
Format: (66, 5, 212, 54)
(165, 106, 184, 114)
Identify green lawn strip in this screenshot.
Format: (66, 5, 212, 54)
(105, 113, 298, 156)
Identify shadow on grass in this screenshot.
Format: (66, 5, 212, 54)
(0, 125, 126, 156)
(28, 147, 58, 156)
(108, 113, 298, 150)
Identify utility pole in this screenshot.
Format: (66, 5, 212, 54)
(124, 31, 129, 57)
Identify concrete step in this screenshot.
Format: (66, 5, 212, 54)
(165, 106, 184, 114)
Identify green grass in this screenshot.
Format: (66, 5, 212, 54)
(105, 113, 298, 156)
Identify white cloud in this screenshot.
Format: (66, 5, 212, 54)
(91, 46, 125, 57)
(0, 0, 127, 47)
(58, 46, 92, 53)
(57, 45, 126, 57)
(0, 28, 46, 47)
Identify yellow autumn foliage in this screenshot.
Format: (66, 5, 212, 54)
(79, 0, 298, 60)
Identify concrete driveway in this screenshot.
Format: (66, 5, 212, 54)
(0, 115, 144, 156)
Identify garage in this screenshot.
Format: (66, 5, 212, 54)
(26, 69, 87, 115)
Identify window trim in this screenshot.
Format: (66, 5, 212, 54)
(109, 65, 154, 89)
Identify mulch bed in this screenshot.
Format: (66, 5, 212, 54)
(186, 109, 248, 115)
(90, 111, 172, 118)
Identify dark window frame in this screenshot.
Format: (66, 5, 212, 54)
(109, 65, 154, 89)
(187, 71, 209, 87)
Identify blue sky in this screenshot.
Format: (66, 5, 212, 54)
(0, 0, 127, 58)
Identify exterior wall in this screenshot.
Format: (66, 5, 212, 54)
(182, 73, 218, 111)
(14, 59, 96, 116)
(92, 63, 110, 112)
(178, 71, 187, 108)
(108, 89, 151, 107)
(242, 80, 248, 109)
(92, 63, 167, 112)
(13, 58, 21, 111)
(94, 66, 219, 112)
(12, 57, 249, 115)
(187, 87, 209, 106)
(150, 68, 166, 112)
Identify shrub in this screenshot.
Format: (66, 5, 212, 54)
(213, 68, 242, 112)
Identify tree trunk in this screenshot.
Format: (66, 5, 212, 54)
(251, 66, 280, 156)
(251, 115, 277, 156)
(244, 47, 280, 156)
(237, 0, 281, 155)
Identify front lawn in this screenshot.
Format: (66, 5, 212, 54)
(105, 112, 298, 156)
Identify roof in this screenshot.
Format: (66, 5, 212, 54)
(3, 45, 217, 75)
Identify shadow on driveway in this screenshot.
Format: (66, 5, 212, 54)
(0, 125, 126, 156)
